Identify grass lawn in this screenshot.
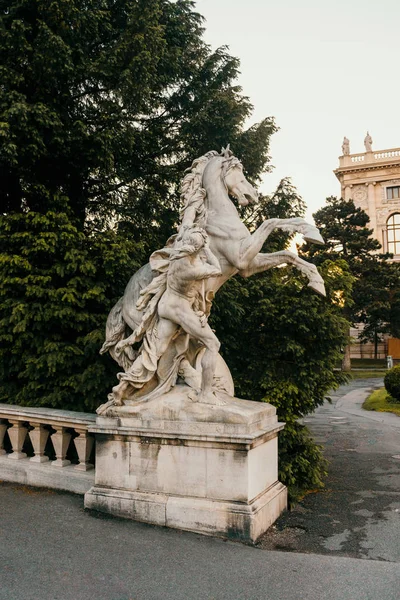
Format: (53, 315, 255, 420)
(351, 370, 386, 379)
(351, 359, 386, 369)
(363, 387, 400, 417)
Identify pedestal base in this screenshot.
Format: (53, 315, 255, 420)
(85, 481, 287, 542)
(85, 390, 287, 542)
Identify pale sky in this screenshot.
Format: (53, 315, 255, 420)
(196, 0, 400, 219)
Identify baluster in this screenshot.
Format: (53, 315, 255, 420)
(7, 420, 28, 459)
(51, 426, 71, 467)
(0, 419, 8, 455)
(73, 429, 94, 471)
(29, 423, 50, 463)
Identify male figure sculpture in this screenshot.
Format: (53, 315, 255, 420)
(157, 228, 223, 404)
(98, 227, 222, 413)
(342, 136, 350, 156)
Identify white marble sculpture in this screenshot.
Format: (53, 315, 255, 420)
(98, 147, 325, 415)
(342, 136, 350, 156)
(364, 131, 373, 152)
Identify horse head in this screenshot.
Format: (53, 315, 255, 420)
(201, 147, 258, 208)
(222, 155, 258, 206)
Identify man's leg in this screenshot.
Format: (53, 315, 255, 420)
(174, 309, 222, 404)
(200, 341, 220, 400)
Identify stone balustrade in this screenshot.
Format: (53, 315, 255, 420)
(0, 403, 96, 494)
(374, 149, 400, 160)
(351, 154, 365, 163)
(339, 147, 400, 168)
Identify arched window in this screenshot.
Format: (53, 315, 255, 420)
(387, 213, 400, 255)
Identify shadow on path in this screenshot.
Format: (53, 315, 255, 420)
(258, 378, 400, 562)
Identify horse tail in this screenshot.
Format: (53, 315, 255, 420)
(100, 263, 154, 371)
(100, 298, 127, 361)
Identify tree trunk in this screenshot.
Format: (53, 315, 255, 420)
(341, 342, 351, 372)
(374, 330, 378, 360)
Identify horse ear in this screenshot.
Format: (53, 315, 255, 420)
(221, 144, 233, 158)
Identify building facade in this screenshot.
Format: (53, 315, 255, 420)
(334, 138, 400, 259)
(335, 136, 400, 361)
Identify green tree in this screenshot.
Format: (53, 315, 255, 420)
(354, 258, 400, 352)
(0, 205, 144, 411)
(212, 186, 351, 500)
(0, 0, 275, 407)
(1, 0, 275, 247)
(305, 197, 381, 266)
(303, 196, 400, 366)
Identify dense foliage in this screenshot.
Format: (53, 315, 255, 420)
(0, 0, 275, 248)
(384, 365, 400, 403)
(303, 197, 400, 366)
(0, 0, 350, 499)
(0, 207, 144, 410)
(1, 0, 274, 407)
(211, 188, 351, 498)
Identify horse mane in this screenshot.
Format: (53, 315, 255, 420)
(179, 148, 244, 228)
(179, 150, 219, 227)
(222, 155, 242, 175)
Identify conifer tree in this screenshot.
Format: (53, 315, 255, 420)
(211, 186, 351, 499)
(1, 0, 275, 243)
(303, 197, 400, 365)
(0, 0, 275, 407)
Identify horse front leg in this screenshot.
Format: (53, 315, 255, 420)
(237, 218, 324, 270)
(238, 250, 326, 296)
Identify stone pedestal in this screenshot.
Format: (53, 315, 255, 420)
(85, 387, 287, 542)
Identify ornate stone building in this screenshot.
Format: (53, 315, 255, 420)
(335, 135, 400, 259)
(335, 135, 400, 360)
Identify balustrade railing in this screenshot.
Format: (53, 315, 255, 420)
(351, 154, 365, 163)
(374, 149, 400, 160)
(339, 147, 400, 168)
(0, 404, 96, 471)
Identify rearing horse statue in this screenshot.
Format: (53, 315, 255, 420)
(98, 148, 325, 413)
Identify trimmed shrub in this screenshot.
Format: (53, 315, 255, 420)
(384, 365, 400, 403)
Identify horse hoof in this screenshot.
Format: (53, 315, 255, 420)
(303, 229, 325, 246)
(308, 280, 326, 296)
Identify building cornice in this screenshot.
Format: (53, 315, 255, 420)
(334, 147, 400, 180)
(334, 161, 400, 180)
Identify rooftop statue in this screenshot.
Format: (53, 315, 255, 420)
(342, 136, 350, 156)
(364, 131, 373, 152)
(97, 147, 325, 416)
